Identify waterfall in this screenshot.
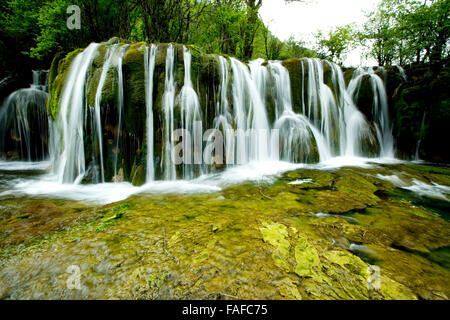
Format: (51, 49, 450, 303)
(268, 61, 330, 162)
(0, 70, 49, 161)
(92, 45, 120, 183)
(326, 62, 374, 157)
(112, 45, 129, 181)
(162, 44, 177, 180)
(31, 70, 48, 91)
(230, 58, 270, 163)
(145, 45, 158, 182)
(212, 56, 234, 166)
(42, 41, 400, 186)
(53, 43, 100, 184)
(348, 67, 394, 158)
(304, 59, 341, 156)
(396, 65, 407, 81)
(176, 46, 203, 179)
(415, 111, 426, 160)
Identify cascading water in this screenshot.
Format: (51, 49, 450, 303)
(231, 58, 271, 163)
(326, 62, 374, 157)
(162, 44, 177, 180)
(52, 43, 100, 184)
(176, 46, 203, 179)
(213, 56, 234, 166)
(415, 111, 426, 160)
(42, 41, 399, 186)
(0, 70, 49, 161)
(348, 67, 394, 158)
(112, 45, 129, 181)
(396, 65, 407, 81)
(31, 70, 48, 91)
(304, 59, 342, 156)
(268, 61, 330, 162)
(144, 45, 158, 182)
(92, 45, 121, 183)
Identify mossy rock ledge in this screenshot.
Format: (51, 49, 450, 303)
(47, 40, 450, 183)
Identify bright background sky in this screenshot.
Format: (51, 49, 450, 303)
(259, 0, 382, 66)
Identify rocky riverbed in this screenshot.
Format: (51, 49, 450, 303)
(0, 161, 449, 300)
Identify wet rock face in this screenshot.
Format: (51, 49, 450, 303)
(46, 39, 449, 186)
(0, 163, 449, 300)
(48, 41, 224, 184)
(0, 70, 50, 161)
(389, 59, 450, 162)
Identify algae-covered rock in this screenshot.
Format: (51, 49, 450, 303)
(131, 163, 146, 186)
(294, 236, 320, 277)
(390, 60, 450, 162)
(47, 48, 84, 119)
(282, 58, 304, 114)
(259, 221, 291, 271)
(1, 163, 449, 299)
(122, 43, 146, 137)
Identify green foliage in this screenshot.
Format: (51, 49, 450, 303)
(262, 26, 284, 60)
(0, 0, 326, 82)
(28, 0, 74, 59)
(95, 203, 129, 231)
(281, 37, 318, 60)
(308, 0, 449, 66)
(315, 24, 356, 64)
(359, 0, 450, 65)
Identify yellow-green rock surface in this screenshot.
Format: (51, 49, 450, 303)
(0, 163, 449, 299)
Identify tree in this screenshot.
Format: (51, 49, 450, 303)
(212, 0, 246, 55)
(360, 0, 400, 66)
(396, 0, 450, 64)
(315, 25, 355, 64)
(262, 26, 283, 60)
(359, 0, 449, 66)
(240, 0, 262, 60)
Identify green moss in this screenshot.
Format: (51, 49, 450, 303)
(95, 203, 129, 231)
(47, 48, 84, 120)
(199, 54, 220, 84)
(283, 169, 335, 188)
(277, 278, 302, 300)
(379, 275, 417, 300)
(47, 52, 64, 92)
(294, 235, 320, 277)
(122, 44, 146, 136)
(334, 171, 379, 205)
(343, 68, 356, 86)
(1, 163, 449, 299)
(282, 58, 303, 114)
(260, 221, 291, 271)
(130, 161, 146, 186)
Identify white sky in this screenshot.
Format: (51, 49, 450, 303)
(259, 0, 382, 66)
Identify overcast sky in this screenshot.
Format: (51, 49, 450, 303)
(259, 0, 382, 66)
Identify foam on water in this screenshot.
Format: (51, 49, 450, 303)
(0, 157, 447, 204)
(313, 156, 402, 170)
(402, 179, 450, 201)
(289, 179, 312, 185)
(348, 243, 375, 255)
(191, 161, 305, 191)
(0, 174, 220, 205)
(376, 174, 409, 187)
(313, 212, 358, 222)
(0, 160, 52, 171)
(0, 160, 303, 204)
(376, 173, 450, 201)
